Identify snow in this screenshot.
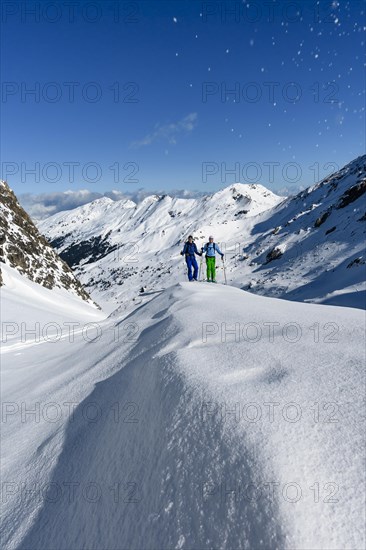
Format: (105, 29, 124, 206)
(1, 264, 104, 351)
(1, 277, 365, 549)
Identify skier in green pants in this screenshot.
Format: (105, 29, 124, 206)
(202, 236, 224, 283)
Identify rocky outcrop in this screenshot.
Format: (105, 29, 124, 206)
(0, 180, 96, 304)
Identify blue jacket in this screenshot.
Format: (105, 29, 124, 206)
(203, 242, 223, 257)
(182, 242, 201, 256)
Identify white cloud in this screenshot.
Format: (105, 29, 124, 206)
(19, 190, 102, 220)
(130, 113, 198, 149)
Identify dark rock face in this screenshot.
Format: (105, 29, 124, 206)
(347, 257, 365, 269)
(266, 247, 283, 263)
(336, 180, 366, 209)
(325, 226, 336, 235)
(0, 180, 94, 304)
(53, 233, 118, 268)
(235, 210, 249, 216)
(314, 211, 330, 228)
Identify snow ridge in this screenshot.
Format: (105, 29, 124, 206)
(3, 282, 364, 550)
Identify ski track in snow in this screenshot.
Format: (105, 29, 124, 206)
(2, 277, 365, 550)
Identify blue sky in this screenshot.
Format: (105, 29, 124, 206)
(1, 0, 365, 200)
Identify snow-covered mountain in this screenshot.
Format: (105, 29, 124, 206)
(39, 156, 366, 312)
(39, 183, 283, 312)
(240, 154, 366, 307)
(0, 180, 96, 305)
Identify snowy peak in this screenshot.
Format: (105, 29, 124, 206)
(0, 180, 96, 304)
(210, 183, 284, 211)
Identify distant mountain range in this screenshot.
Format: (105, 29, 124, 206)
(35, 155, 365, 312)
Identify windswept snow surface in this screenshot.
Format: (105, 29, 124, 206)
(1, 278, 365, 549)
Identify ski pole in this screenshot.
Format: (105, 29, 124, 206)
(222, 257, 227, 285)
(199, 253, 203, 281)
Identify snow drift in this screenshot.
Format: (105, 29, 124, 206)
(2, 280, 365, 549)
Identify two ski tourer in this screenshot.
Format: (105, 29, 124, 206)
(180, 235, 224, 283)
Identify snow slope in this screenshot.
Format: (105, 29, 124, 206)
(1, 264, 105, 351)
(1, 264, 108, 548)
(2, 280, 365, 549)
(39, 156, 366, 311)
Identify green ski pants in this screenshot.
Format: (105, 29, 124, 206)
(206, 256, 216, 280)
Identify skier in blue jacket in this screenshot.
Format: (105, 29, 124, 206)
(202, 236, 224, 283)
(180, 235, 202, 281)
